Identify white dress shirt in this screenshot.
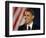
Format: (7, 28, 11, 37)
(27, 22, 33, 30)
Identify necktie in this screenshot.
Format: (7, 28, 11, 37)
(28, 26, 30, 30)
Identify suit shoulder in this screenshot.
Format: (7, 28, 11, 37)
(19, 24, 24, 28)
(33, 24, 40, 30)
(18, 24, 25, 30)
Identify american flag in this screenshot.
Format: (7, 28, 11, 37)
(13, 7, 26, 30)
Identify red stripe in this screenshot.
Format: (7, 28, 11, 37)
(13, 8, 22, 30)
(13, 7, 17, 16)
(13, 8, 22, 26)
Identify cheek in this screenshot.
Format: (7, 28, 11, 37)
(28, 17, 31, 19)
(24, 16, 32, 21)
(28, 16, 32, 21)
(24, 17, 29, 21)
(26, 17, 30, 21)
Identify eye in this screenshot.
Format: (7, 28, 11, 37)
(27, 15, 29, 16)
(24, 14, 26, 16)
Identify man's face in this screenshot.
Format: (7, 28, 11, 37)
(24, 11, 34, 24)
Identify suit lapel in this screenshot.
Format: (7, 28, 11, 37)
(23, 24, 27, 30)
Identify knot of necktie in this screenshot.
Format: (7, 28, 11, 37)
(28, 26, 30, 30)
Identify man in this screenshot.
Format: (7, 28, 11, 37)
(18, 8, 40, 30)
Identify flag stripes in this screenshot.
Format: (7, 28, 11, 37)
(13, 8, 22, 30)
(13, 7, 26, 30)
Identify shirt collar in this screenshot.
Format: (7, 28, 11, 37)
(27, 22, 33, 29)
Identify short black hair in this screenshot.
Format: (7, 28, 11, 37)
(25, 8, 34, 16)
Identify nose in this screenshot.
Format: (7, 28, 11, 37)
(25, 17, 26, 19)
(24, 16, 27, 20)
(24, 15, 28, 19)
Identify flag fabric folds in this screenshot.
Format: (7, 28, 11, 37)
(13, 7, 26, 30)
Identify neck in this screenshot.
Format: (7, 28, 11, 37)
(28, 20, 33, 25)
(25, 21, 33, 25)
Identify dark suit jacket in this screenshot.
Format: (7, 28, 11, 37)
(18, 24, 40, 30)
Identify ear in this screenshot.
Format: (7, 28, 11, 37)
(32, 16, 35, 19)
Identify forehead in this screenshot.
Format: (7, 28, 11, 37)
(24, 11, 32, 15)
